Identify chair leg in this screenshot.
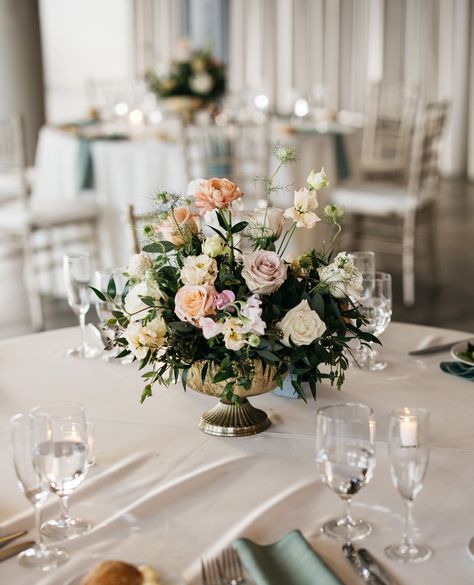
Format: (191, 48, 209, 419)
(22, 233, 44, 331)
(402, 213, 416, 306)
(426, 205, 439, 284)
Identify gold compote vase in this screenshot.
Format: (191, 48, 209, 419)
(187, 360, 280, 437)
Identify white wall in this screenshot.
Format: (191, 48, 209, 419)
(39, 0, 135, 122)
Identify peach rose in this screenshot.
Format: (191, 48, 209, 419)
(159, 207, 199, 246)
(174, 284, 216, 325)
(195, 178, 243, 215)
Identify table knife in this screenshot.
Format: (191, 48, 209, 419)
(408, 340, 465, 356)
(342, 543, 387, 585)
(0, 540, 35, 562)
(0, 529, 28, 549)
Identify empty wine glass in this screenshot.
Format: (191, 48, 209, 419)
(358, 271, 392, 371)
(385, 408, 432, 563)
(63, 253, 100, 359)
(10, 413, 69, 570)
(316, 403, 376, 541)
(94, 267, 127, 361)
(31, 402, 92, 540)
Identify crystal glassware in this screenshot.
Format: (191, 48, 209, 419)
(63, 252, 100, 359)
(31, 402, 92, 540)
(385, 407, 432, 563)
(10, 413, 69, 570)
(316, 402, 376, 541)
(94, 267, 127, 361)
(358, 271, 392, 371)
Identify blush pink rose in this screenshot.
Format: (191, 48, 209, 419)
(214, 289, 235, 310)
(195, 178, 243, 215)
(174, 284, 216, 325)
(159, 207, 199, 246)
(241, 251, 287, 295)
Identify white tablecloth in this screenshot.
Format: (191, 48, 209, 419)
(0, 322, 473, 584)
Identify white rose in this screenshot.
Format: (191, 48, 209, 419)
(189, 72, 214, 95)
(180, 254, 217, 285)
(293, 188, 318, 212)
(124, 281, 163, 321)
(202, 235, 229, 258)
(283, 207, 321, 229)
(278, 299, 326, 347)
(246, 207, 285, 240)
(125, 315, 167, 360)
(318, 252, 363, 299)
(128, 252, 152, 279)
(307, 167, 329, 190)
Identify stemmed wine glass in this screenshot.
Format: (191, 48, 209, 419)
(94, 267, 126, 361)
(385, 407, 432, 563)
(358, 271, 392, 371)
(316, 402, 376, 541)
(31, 402, 92, 540)
(63, 252, 100, 359)
(10, 413, 69, 570)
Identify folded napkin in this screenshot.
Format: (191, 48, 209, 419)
(233, 530, 343, 585)
(440, 361, 474, 381)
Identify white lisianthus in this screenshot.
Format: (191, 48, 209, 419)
(278, 299, 326, 347)
(128, 252, 152, 279)
(202, 235, 229, 258)
(125, 315, 167, 360)
(124, 281, 163, 321)
(317, 252, 363, 299)
(293, 188, 318, 212)
(189, 72, 214, 95)
(180, 254, 217, 286)
(222, 317, 246, 351)
(283, 207, 321, 229)
(307, 167, 329, 190)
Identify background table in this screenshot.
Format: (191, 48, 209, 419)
(0, 321, 473, 584)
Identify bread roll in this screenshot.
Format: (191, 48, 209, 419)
(81, 560, 143, 585)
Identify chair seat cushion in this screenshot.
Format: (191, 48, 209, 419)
(331, 182, 419, 216)
(0, 197, 98, 232)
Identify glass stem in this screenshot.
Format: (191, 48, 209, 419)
(79, 312, 87, 353)
(34, 503, 46, 552)
(59, 495, 72, 522)
(402, 499, 416, 551)
(342, 497, 354, 525)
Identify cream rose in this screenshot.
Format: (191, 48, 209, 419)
(318, 252, 362, 299)
(241, 250, 287, 294)
(245, 207, 285, 240)
(174, 284, 216, 324)
(125, 315, 167, 360)
(180, 254, 217, 285)
(278, 299, 326, 347)
(128, 252, 152, 279)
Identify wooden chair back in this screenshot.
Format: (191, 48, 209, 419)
(0, 114, 29, 205)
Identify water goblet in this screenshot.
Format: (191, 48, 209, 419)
(359, 271, 392, 371)
(385, 408, 432, 563)
(10, 413, 69, 570)
(316, 402, 376, 541)
(31, 402, 92, 540)
(94, 267, 127, 361)
(63, 252, 100, 359)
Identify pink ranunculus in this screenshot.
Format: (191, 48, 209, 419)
(214, 289, 235, 310)
(198, 317, 224, 339)
(159, 207, 199, 246)
(241, 251, 288, 295)
(195, 178, 243, 215)
(174, 285, 216, 325)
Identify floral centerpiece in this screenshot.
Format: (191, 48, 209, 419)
(93, 146, 378, 436)
(145, 42, 226, 116)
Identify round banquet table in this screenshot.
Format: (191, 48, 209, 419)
(0, 322, 473, 584)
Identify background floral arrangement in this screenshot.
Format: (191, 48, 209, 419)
(93, 146, 378, 403)
(145, 43, 226, 102)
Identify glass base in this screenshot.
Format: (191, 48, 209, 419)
(67, 344, 100, 359)
(41, 516, 92, 540)
(367, 359, 387, 371)
(18, 545, 69, 571)
(322, 517, 372, 541)
(385, 543, 432, 563)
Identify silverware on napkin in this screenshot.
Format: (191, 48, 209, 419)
(408, 340, 468, 356)
(0, 540, 35, 562)
(0, 529, 28, 549)
(343, 543, 393, 585)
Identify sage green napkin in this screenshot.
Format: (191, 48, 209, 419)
(440, 361, 474, 381)
(233, 530, 343, 585)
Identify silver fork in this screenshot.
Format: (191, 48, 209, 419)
(201, 556, 223, 585)
(220, 547, 245, 584)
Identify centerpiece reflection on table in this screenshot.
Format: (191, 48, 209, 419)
(92, 145, 380, 436)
